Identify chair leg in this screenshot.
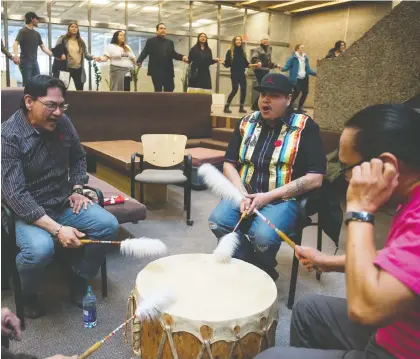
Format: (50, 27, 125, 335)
(186, 181, 193, 226)
(287, 252, 300, 310)
(184, 182, 188, 211)
(316, 224, 323, 281)
(140, 183, 144, 204)
(101, 259, 108, 298)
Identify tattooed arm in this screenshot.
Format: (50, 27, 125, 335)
(277, 173, 323, 200)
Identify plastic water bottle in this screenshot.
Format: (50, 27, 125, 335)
(83, 286, 97, 328)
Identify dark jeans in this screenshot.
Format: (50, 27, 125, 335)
(227, 73, 247, 105)
(252, 70, 268, 110)
(151, 74, 175, 92)
(291, 77, 309, 110)
(68, 67, 84, 90)
(256, 295, 397, 359)
(19, 61, 40, 86)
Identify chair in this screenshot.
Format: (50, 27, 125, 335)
(130, 134, 193, 226)
(1, 185, 108, 329)
(287, 182, 342, 309)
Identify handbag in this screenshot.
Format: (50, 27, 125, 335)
(188, 65, 199, 82)
(59, 70, 71, 88)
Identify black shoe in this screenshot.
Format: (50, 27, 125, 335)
(223, 104, 232, 114)
(68, 271, 88, 309)
(239, 105, 247, 113)
(23, 294, 46, 319)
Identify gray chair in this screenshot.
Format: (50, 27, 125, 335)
(130, 134, 193, 226)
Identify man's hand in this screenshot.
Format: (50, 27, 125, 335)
(277, 64, 282, 70)
(347, 159, 399, 213)
(68, 193, 93, 214)
(57, 226, 85, 248)
(137, 62, 142, 68)
(13, 56, 20, 65)
(182, 55, 188, 63)
(45, 355, 78, 359)
(60, 54, 66, 60)
(256, 61, 262, 69)
(295, 245, 332, 273)
(245, 192, 272, 214)
(1, 308, 22, 341)
(240, 197, 252, 213)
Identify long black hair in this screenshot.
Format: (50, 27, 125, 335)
(345, 104, 420, 169)
(195, 32, 209, 49)
(110, 30, 129, 52)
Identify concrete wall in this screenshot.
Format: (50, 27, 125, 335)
(286, 1, 392, 108)
(314, 2, 420, 131)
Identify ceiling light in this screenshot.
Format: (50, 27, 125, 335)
(237, 0, 259, 5)
(116, 2, 137, 9)
(290, 0, 352, 13)
(91, 0, 110, 5)
(142, 6, 159, 12)
(221, 5, 241, 11)
(267, 0, 306, 10)
(247, 9, 258, 14)
(197, 19, 213, 24)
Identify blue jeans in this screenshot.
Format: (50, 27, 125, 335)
(208, 199, 299, 272)
(19, 61, 40, 86)
(15, 203, 119, 296)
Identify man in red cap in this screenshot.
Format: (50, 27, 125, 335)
(208, 73, 325, 280)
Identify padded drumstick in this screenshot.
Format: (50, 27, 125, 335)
(78, 289, 175, 359)
(214, 211, 247, 262)
(79, 238, 167, 259)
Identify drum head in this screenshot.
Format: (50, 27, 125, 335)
(136, 253, 277, 322)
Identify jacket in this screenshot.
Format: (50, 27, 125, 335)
(137, 36, 184, 78)
(281, 52, 316, 85)
(251, 45, 276, 76)
(52, 35, 93, 83)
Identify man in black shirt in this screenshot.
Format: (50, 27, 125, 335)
(208, 73, 325, 280)
(137, 23, 188, 92)
(13, 12, 53, 85)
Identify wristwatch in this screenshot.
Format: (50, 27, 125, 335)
(345, 211, 375, 226)
(72, 188, 84, 196)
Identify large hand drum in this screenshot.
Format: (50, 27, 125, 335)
(127, 254, 278, 358)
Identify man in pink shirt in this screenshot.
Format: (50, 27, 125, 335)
(257, 104, 420, 359)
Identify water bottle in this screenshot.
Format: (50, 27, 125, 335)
(83, 286, 97, 328)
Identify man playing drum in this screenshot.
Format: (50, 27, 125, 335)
(208, 73, 325, 280)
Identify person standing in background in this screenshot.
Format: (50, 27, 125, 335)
(187, 33, 220, 93)
(13, 12, 53, 85)
(326, 40, 346, 59)
(2, 40, 19, 64)
(98, 30, 136, 91)
(250, 35, 281, 111)
(137, 23, 188, 92)
(281, 44, 316, 113)
(223, 36, 260, 114)
(52, 22, 100, 91)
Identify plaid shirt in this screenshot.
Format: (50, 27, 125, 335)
(1, 109, 88, 223)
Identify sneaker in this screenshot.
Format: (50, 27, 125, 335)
(23, 294, 46, 319)
(68, 270, 88, 308)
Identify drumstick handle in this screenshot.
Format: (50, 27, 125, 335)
(80, 239, 120, 244)
(254, 209, 322, 275)
(78, 341, 103, 359)
(253, 209, 296, 249)
(233, 211, 248, 233)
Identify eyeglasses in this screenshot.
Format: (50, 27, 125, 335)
(36, 99, 69, 112)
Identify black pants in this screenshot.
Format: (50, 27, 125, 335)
(227, 73, 246, 105)
(68, 67, 84, 91)
(252, 70, 267, 110)
(151, 74, 175, 92)
(256, 295, 396, 359)
(291, 77, 309, 109)
(124, 76, 131, 92)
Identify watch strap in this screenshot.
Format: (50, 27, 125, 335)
(345, 211, 375, 226)
(72, 188, 84, 195)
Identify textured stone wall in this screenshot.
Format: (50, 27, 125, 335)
(314, 2, 420, 131)
(288, 1, 392, 108)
